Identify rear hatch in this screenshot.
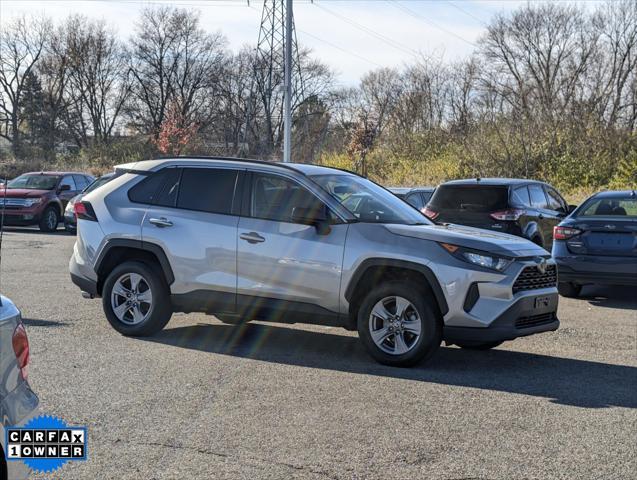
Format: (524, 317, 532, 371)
(567, 219, 637, 257)
(427, 185, 509, 228)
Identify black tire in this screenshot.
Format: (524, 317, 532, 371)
(38, 206, 59, 232)
(102, 261, 172, 336)
(455, 341, 503, 350)
(357, 281, 441, 367)
(558, 282, 582, 298)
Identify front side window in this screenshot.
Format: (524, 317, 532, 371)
(310, 174, 429, 225)
(59, 175, 77, 191)
(7, 174, 59, 190)
(74, 175, 89, 191)
(177, 168, 238, 215)
(250, 173, 325, 223)
(528, 184, 548, 209)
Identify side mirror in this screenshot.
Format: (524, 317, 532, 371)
(291, 205, 331, 235)
(58, 184, 71, 192)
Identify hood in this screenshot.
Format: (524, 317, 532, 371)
(386, 223, 549, 258)
(0, 188, 50, 198)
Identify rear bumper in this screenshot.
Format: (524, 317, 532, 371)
(443, 292, 559, 344)
(70, 272, 98, 297)
(556, 263, 637, 286)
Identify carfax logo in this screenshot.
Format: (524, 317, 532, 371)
(5, 414, 88, 474)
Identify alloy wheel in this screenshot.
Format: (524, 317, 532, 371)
(368, 296, 422, 355)
(110, 273, 153, 325)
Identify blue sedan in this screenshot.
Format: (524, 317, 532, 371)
(552, 190, 637, 297)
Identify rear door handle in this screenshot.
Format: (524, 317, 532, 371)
(240, 232, 265, 244)
(149, 217, 173, 228)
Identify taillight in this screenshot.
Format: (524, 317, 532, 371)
(12, 323, 29, 380)
(490, 209, 525, 221)
(554, 225, 581, 240)
(74, 201, 97, 221)
(423, 206, 439, 220)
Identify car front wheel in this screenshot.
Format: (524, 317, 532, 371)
(357, 281, 441, 367)
(102, 261, 172, 336)
(558, 282, 582, 298)
(38, 206, 59, 232)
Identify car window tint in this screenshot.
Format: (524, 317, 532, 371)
(59, 175, 77, 191)
(511, 186, 530, 207)
(580, 197, 637, 217)
(154, 168, 182, 208)
(545, 187, 566, 211)
(250, 173, 323, 223)
(421, 191, 433, 204)
(129, 168, 179, 205)
(528, 184, 548, 208)
(177, 168, 238, 214)
(429, 186, 509, 212)
(73, 175, 89, 190)
(405, 193, 424, 210)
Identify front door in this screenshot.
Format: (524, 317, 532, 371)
(236, 171, 348, 319)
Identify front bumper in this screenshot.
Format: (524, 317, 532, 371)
(443, 292, 559, 344)
(0, 211, 41, 226)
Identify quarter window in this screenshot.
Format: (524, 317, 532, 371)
(545, 187, 566, 211)
(405, 193, 424, 210)
(511, 186, 531, 207)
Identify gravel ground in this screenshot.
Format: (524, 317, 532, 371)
(2, 228, 635, 480)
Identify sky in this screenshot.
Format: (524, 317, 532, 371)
(0, 0, 606, 86)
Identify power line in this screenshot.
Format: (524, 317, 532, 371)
(297, 29, 384, 69)
(445, 0, 487, 26)
(314, 2, 421, 59)
(388, 0, 477, 46)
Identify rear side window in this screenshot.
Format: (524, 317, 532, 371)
(528, 184, 548, 208)
(429, 185, 509, 212)
(177, 168, 238, 215)
(545, 187, 566, 211)
(128, 168, 180, 205)
(405, 193, 424, 210)
(511, 186, 530, 207)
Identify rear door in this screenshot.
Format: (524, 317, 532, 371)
(236, 170, 347, 316)
(140, 166, 242, 309)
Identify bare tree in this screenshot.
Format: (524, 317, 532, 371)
(0, 15, 51, 155)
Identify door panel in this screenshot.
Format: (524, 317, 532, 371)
(237, 217, 348, 314)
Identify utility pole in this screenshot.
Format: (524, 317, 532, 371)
(283, 0, 293, 162)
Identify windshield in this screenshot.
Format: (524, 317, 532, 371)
(310, 174, 430, 225)
(577, 196, 637, 217)
(7, 174, 59, 190)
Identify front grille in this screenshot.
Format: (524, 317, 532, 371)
(512, 264, 557, 293)
(516, 312, 557, 329)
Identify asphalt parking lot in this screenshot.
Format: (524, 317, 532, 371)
(2, 228, 636, 480)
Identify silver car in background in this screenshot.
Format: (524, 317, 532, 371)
(69, 157, 559, 367)
(0, 296, 38, 479)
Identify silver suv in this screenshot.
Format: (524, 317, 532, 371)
(69, 158, 559, 367)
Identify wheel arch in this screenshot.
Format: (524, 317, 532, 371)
(523, 221, 543, 246)
(94, 239, 174, 296)
(344, 258, 448, 330)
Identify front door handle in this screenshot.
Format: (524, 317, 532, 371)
(149, 217, 173, 228)
(240, 232, 265, 244)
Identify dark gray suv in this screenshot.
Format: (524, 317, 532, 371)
(69, 158, 559, 367)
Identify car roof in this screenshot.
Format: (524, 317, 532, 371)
(440, 178, 546, 187)
(591, 190, 637, 199)
(119, 157, 358, 178)
(21, 171, 89, 176)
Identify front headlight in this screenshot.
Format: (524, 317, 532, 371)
(24, 198, 42, 207)
(439, 243, 513, 272)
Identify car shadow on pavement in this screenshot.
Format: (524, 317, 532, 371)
(143, 322, 637, 410)
(3, 227, 73, 236)
(579, 285, 637, 310)
(22, 317, 69, 328)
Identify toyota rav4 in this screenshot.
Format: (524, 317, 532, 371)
(69, 158, 559, 367)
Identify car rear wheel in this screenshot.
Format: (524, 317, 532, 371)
(102, 261, 172, 336)
(558, 282, 582, 298)
(38, 206, 59, 232)
(455, 341, 503, 350)
(357, 281, 441, 367)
